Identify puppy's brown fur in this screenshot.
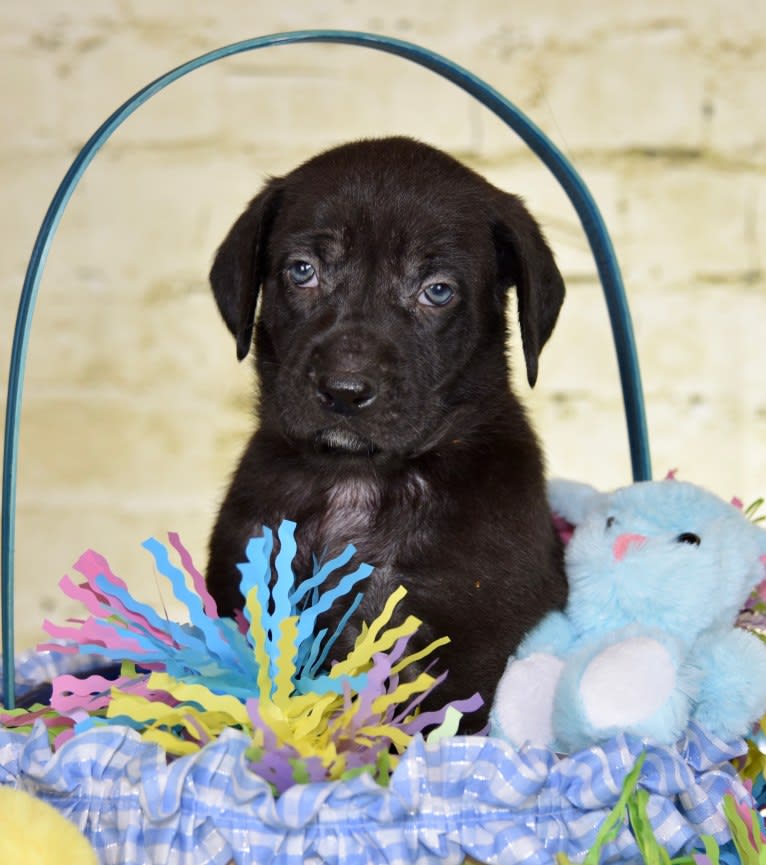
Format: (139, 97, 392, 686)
(206, 137, 567, 730)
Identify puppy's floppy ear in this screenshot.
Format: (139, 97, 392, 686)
(492, 193, 565, 387)
(210, 179, 283, 361)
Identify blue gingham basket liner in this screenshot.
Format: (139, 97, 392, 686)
(0, 651, 751, 865)
(8, 643, 112, 694)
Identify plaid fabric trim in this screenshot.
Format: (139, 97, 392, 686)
(0, 650, 751, 865)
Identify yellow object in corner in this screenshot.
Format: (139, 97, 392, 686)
(0, 785, 98, 864)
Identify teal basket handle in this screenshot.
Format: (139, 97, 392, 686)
(1, 30, 651, 707)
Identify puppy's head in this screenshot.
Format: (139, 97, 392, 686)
(210, 137, 564, 458)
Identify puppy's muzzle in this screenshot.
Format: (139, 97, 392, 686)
(308, 328, 383, 417)
(316, 373, 377, 416)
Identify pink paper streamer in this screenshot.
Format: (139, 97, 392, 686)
(168, 532, 219, 619)
(51, 674, 133, 714)
(42, 617, 148, 656)
(74, 551, 175, 643)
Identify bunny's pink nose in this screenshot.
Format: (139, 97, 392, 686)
(613, 533, 647, 561)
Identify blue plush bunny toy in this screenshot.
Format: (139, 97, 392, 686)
(491, 478, 766, 753)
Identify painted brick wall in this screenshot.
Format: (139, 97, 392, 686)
(2, 1, 764, 648)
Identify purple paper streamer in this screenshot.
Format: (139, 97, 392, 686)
(349, 652, 393, 732)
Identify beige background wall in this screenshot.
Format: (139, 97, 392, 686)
(1, 1, 764, 650)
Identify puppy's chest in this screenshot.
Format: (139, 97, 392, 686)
(319, 479, 381, 548)
(295, 472, 429, 573)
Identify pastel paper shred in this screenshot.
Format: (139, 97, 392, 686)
(4, 522, 481, 792)
(737, 497, 766, 637)
(554, 755, 760, 865)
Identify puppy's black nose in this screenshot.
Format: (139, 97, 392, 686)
(316, 374, 377, 415)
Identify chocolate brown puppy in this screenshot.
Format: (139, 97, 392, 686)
(206, 137, 567, 731)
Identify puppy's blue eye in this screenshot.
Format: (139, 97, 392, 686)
(287, 261, 318, 287)
(419, 283, 455, 307)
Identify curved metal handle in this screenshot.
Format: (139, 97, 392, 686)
(1, 29, 651, 706)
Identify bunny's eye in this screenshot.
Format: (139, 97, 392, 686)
(606, 516, 616, 529)
(676, 532, 701, 546)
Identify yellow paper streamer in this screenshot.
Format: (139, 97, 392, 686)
(98, 577, 455, 778)
(272, 616, 300, 709)
(391, 635, 451, 676)
(146, 673, 252, 727)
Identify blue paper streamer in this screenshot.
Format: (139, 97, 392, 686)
(142, 537, 242, 669)
(238, 532, 274, 632)
(92, 572, 190, 648)
(290, 545, 357, 607)
(302, 592, 365, 684)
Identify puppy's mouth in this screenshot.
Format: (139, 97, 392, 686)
(313, 427, 379, 456)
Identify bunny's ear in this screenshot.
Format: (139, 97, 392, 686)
(547, 479, 603, 526)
